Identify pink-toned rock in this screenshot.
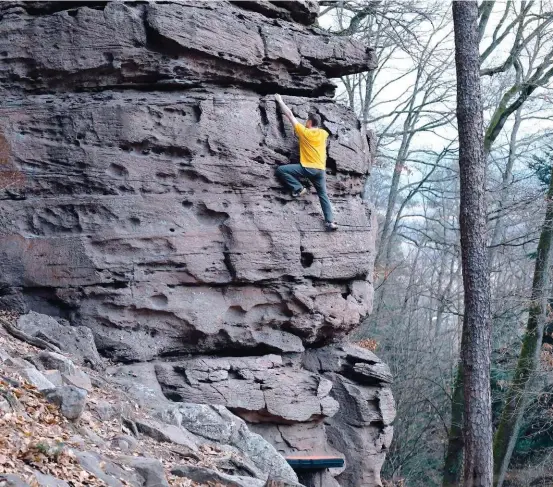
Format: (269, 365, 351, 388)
(0, 80, 375, 363)
(155, 355, 339, 423)
(0, 2, 392, 485)
(303, 345, 396, 487)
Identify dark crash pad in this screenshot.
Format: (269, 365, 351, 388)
(285, 455, 345, 470)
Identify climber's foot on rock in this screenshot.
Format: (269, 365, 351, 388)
(292, 187, 308, 198)
(325, 221, 338, 232)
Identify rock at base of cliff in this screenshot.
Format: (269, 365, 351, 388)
(304, 344, 396, 487)
(17, 312, 102, 369)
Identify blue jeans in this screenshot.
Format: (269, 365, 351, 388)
(276, 164, 334, 223)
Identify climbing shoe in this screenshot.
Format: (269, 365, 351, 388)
(325, 221, 338, 232)
(292, 187, 308, 198)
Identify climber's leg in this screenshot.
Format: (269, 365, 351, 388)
(305, 168, 334, 223)
(276, 164, 306, 194)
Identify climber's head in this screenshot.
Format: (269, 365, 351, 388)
(306, 111, 321, 129)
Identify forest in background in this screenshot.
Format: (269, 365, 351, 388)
(320, 2, 553, 486)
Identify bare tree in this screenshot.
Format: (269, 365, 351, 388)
(444, 3, 553, 482)
(320, 2, 553, 485)
(481, 1, 553, 155)
(453, 2, 493, 486)
(493, 153, 553, 487)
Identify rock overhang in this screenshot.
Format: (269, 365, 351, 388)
(0, 1, 376, 97)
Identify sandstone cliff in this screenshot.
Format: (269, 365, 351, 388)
(0, 2, 395, 486)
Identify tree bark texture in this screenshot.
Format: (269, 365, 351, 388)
(492, 163, 553, 487)
(453, 2, 493, 487)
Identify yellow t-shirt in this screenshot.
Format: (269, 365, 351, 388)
(294, 123, 328, 170)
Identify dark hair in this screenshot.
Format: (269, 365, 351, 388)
(307, 111, 321, 128)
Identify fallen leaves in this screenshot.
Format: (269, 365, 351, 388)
(356, 338, 379, 352)
(0, 370, 97, 485)
(0, 313, 231, 487)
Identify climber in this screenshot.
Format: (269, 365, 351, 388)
(274, 94, 338, 232)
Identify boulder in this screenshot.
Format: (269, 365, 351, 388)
(0, 1, 393, 484)
(42, 369, 63, 387)
(60, 369, 92, 392)
(77, 425, 106, 447)
(75, 451, 141, 487)
(0, 1, 376, 363)
(171, 465, 265, 487)
(35, 351, 92, 391)
(17, 312, 102, 368)
(19, 367, 55, 392)
(92, 399, 132, 423)
(134, 417, 199, 452)
(4, 357, 34, 370)
(165, 403, 298, 484)
(35, 351, 76, 375)
(45, 386, 87, 421)
(119, 457, 170, 487)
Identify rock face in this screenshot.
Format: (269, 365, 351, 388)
(0, 2, 393, 486)
(303, 346, 395, 487)
(155, 355, 340, 423)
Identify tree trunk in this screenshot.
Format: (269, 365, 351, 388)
(488, 106, 523, 267)
(442, 364, 465, 487)
(453, 3, 493, 487)
(492, 163, 553, 487)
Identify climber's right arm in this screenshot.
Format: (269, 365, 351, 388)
(274, 94, 298, 127)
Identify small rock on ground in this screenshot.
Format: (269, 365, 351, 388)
(45, 386, 87, 421)
(19, 368, 55, 392)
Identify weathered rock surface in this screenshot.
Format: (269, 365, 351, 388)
(171, 465, 265, 487)
(44, 385, 87, 421)
(0, 2, 392, 486)
(175, 403, 298, 483)
(119, 457, 170, 487)
(0, 2, 374, 96)
(19, 367, 55, 392)
(106, 362, 170, 409)
(0, 89, 375, 362)
(17, 312, 102, 368)
(34, 351, 93, 391)
(152, 347, 394, 485)
(155, 354, 339, 423)
(304, 346, 396, 487)
(0, 1, 376, 362)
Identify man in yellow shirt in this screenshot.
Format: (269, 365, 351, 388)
(274, 94, 338, 231)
